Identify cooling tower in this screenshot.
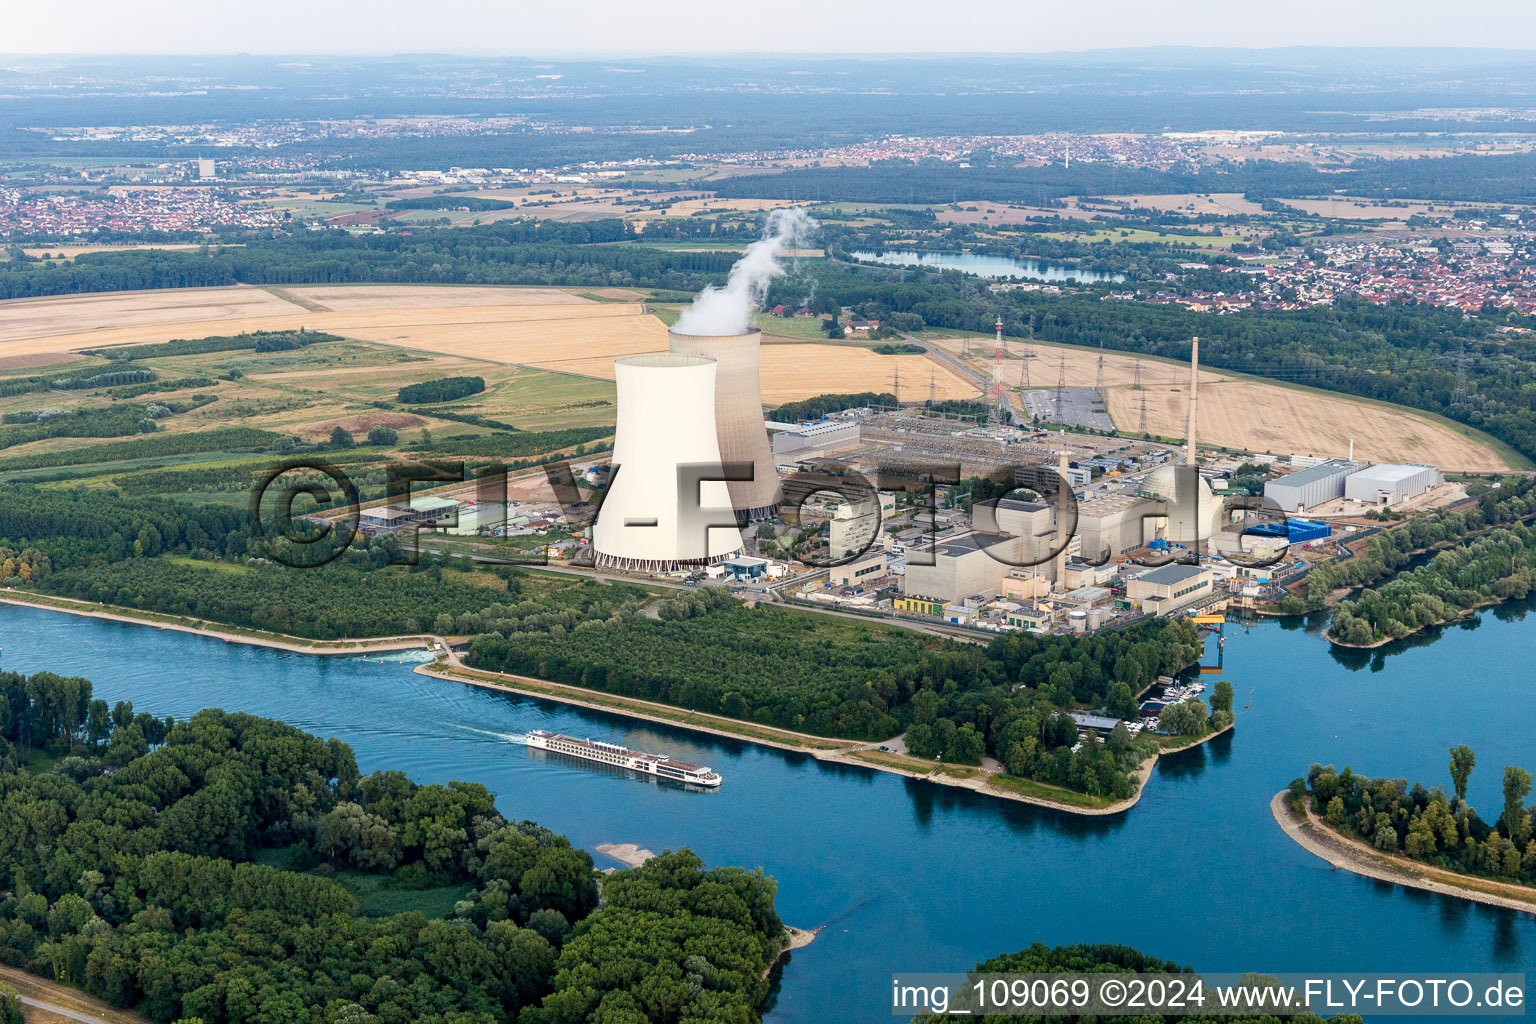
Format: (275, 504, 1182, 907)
(593, 354, 744, 573)
(667, 328, 781, 520)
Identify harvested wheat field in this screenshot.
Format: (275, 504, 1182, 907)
(284, 285, 590, 311)
(758, 345, 975, 404)
(0, 291, 649, 366)
(0, 285, 309, 345)
(930, 336, 1517, 472)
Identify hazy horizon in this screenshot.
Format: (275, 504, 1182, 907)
(7, 1, 1536, 57)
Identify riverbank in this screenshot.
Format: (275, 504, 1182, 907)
(3, 591, 1203, 819)
(415, 659, 1192, 817)
(1269, 791, 1536, 917)
(0, 590, 444, 656)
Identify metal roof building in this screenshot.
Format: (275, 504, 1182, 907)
(1263, 460, 1366, 512)
(1344, 464, 1443, 505)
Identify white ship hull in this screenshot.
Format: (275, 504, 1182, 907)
(525, 729, 722, 787)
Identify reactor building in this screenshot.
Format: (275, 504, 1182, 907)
(668, 327, 781, 521)
(592, 354, 744, 572)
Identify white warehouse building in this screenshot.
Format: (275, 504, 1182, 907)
(1344, 464, 1444, 505)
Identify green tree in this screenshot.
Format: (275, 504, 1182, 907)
(367, 426, 399, 446)
(329, 426, 355, 449)
(1449, 745, 1476, 807)
(1502, 766, 1533, 846)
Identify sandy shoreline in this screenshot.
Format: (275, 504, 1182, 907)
(1, 590, 443, 656)
(1270, 791, 1536, 917)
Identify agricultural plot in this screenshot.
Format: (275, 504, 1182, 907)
(283, 285, 589, 310)
(931, 336, 1517, 472)
(0, 285, 309, 346)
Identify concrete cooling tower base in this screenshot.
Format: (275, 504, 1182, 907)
(668, 327, 782, 522)
(593, 551, 737, 574)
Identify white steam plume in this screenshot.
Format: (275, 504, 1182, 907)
(672, 207, 818, 336)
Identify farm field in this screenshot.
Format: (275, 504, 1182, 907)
(1040, 227, 1247, 248)
(930, 335, 1520, 472)
(283, 284, 589, 310)
(1274, 197, 1454, 220)
(758, 344, 974, 404)
(1096, 192, 1269, 216)
(0, 284, 308, 344)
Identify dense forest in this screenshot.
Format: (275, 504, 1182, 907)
(707, 151, 1536, 205)
(398, 375, 488, 404)
(770, 391, 897, 421)
(912, 941, 1365, 1023)
(464, 586, 1203, 799)
(0, 219, 734, 300)
(1293, 747, 1535, 886)
(0, 670, 788, 1024)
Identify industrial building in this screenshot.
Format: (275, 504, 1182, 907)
(831, 552, 887, 587)
(1344, 464, 1444, 505)
(769, 419, 860, 454)
(1124, 563, 1215, 616)
(593, 354, 744, 573)
(902, 533, 1015, 605)
(1246, 518, 1332, 544)
(1263, 459, 1366, 512)
(668, 327, 781, 520)
(828, 498, 881, 561)
(1075, 494, 1157, 563)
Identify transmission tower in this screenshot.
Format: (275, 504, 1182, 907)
(1095, 340, 1105, 394)
(1454, 341, 1468, 403)
(989, 316, 1008, 419)
(927, 367, 937, 408)
(892, 361, 901, 405)
(1055, 351, 1067, 422)
(1132, 357, 1142, 390)
(1138, 389, 1149, 437)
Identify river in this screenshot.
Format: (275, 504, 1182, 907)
(849, 249, 1125, 283)
(0, 602, 1531, 1022)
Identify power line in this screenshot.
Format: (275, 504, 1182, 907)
(1055, 351, 1067, 422)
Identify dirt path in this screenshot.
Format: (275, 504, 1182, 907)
(0, 966, 149, 1024)
(1270, 792, 1536, 916)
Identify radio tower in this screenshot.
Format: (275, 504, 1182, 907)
(989, 316, 1007, 419)
(1055, 351, 1067, 422)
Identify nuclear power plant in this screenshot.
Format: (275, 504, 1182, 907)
(668, 327, 782, 521)
(592, 354, 744, 573)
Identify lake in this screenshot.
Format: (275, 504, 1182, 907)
(0, 602, 1530, 1023)
(849, 249, 1125, 283)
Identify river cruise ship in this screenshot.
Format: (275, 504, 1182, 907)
(525, 729, 722, 787)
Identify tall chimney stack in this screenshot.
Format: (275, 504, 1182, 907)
(1055, 450, 1070, 586)
(1186, 336, 1200, 468)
